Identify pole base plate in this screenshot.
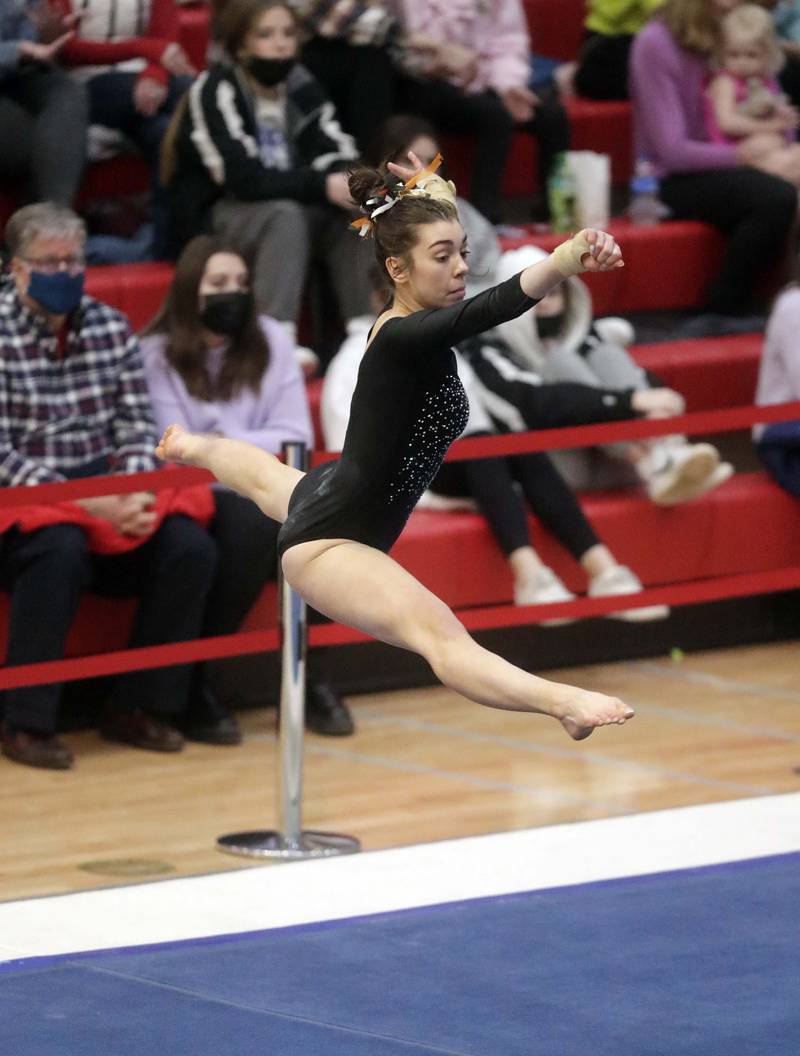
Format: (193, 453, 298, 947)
(217, 829, 361, 861)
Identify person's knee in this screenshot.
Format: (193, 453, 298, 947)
(262, 198, 306, 236)
(24, 525, 91, 584)
(755, 174, 798, 226)
(151, 517, 217, 586)
(421, 609, 471, 679)
(473, 91, 514, 132)
(47, 72, 88, 122)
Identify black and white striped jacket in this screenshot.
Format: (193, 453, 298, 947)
(167, 61, 357, 254)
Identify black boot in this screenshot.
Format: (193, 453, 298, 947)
(305, 679, 354, 736)
(182, 684, 242, 746)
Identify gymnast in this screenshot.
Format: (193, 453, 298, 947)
(156, 152, 634, 740)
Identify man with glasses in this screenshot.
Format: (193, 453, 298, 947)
(0, 202, 217, 769)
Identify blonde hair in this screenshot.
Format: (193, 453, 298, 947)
(716, 3, 784, 74)
(658, 0, 727, 55)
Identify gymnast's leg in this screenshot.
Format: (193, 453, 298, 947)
(156, 426, 633, 739)
(281, 537, 632, 739)
(157, 424, 303, 524)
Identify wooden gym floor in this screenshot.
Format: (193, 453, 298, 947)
(2, 639, 799, 903)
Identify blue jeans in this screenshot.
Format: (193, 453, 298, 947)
(756, 420, 800, 497)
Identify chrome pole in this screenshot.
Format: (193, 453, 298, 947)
(217, 440, 360, 861)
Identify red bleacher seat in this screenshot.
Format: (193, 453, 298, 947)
(633, 334, 761, 412)
(501, 219, 726, 314)
(177, 2, 211, 72)
(523, 0, 586, 61)
(86, 261, 175, 329)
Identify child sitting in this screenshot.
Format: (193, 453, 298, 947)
(705, 3, 800, 178)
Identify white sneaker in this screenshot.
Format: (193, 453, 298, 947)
(588, 565, 669, 622)
(514, 566, 576, 626)
(688, 460, 734, 500)
(647, 443, 720, 506)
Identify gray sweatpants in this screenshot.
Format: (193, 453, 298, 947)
(543, 340, 650, 491)
(0, 67, 88, 205)
(212, 197, 373, 326)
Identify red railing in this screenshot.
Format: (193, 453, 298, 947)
(0, 399, 798, 691)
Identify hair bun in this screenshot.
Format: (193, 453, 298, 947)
(348, 164, 396, 215)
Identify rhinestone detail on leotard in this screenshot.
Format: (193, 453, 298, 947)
(387, 373, 469, 510)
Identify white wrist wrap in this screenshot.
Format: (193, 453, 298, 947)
(550, 233, 592, 278)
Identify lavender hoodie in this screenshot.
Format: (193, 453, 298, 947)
(141, 316, 313, 453)
(629, 18, 739, 177)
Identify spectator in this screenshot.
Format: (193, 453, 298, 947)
(56, 0, 197, 258)
(394, 0, 570, 223)
(323, 265, 670, 621)
(287, 0, 398, 150)
(754, 276, 800, 492)
(141, 235, 355, 737)
(704, 3, 800, 180)
(0, 0, 87, 205)
(0, 203, 217, 770)
(630, 0, 799, 334)
(492, 244, 733, 499)
(557, 0, 666, 101)
(164, 0, 373, 355)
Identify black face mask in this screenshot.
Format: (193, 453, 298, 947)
(200, 292, 250, 336)
(536, 312, 565, 339)
(246, 55, 296, 87)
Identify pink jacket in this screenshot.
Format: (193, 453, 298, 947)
(398, 0, 530, 95)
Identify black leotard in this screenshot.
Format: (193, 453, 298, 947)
(277, 274, 537, 557)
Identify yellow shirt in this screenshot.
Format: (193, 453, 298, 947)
(585, 0, 665, 37)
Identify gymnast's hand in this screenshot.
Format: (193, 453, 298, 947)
(387, 150, 426, 185)
(550, 229, 624, 278)
(575, 229, 624, 272)
(632, 388, 685, 419)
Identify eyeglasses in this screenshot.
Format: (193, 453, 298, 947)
(23, 254, 85, 277)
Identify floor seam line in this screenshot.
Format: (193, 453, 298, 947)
(73, 962, 477, 1056)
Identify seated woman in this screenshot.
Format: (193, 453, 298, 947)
(142, 236, 355, 739)
(754, 273, 800, 495)
(630, 0, 798, 332)
(393, 0, 570, 223)
(491, 244, 733, 500)
(163, 0, 373, 355)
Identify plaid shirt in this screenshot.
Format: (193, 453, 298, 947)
(0, 283, 159, 487)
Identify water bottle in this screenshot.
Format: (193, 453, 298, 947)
(627, 157, 668, 225)
(547, 152, 578, 234)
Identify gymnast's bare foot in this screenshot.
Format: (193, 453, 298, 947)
(556, 688, 634, 741)
(156, 423, 202, 465)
